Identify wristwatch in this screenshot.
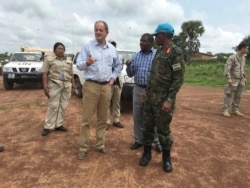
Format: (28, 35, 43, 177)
(167, 98, 173, 103)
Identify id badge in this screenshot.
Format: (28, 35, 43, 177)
(59, 72, 64, 79)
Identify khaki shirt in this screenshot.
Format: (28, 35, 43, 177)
(42, 53, 73, 87)
(224, 54, 246, 86)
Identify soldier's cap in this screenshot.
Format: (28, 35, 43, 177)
(151, 23, 174, 36)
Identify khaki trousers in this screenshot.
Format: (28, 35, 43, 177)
(44, 80, 72, 129)
(107, 84, 122, 124)
(222, 84, 245, 112)
(79, 81, 111, 151)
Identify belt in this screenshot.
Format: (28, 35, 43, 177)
(86, 79, 109, 85)
(136, 84, 147, 88)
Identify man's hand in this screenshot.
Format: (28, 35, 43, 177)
(109, 78, 115, 85)
(44, 87, 50, 98)
(227, 79, 232, 86)
(86, 55, 96, 66)
(161, 100, 172, 112)
(125, 60, 132, 67)
(140, 93, 145, 103)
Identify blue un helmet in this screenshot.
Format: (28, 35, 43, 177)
(152, 23, 174, 36)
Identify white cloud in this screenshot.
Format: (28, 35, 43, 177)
(199, 25, 244, 54)
(0, 0, 249, 55)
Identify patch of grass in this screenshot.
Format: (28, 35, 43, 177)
(21, 103, 31, 109)
(184, 61, 250, 90)
(34, 100, 47, 107)
(0, 106, 10, 111)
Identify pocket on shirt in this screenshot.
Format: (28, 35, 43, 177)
(105, 55, 113, 66)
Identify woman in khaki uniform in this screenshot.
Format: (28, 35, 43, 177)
(41, 42, 75, 136)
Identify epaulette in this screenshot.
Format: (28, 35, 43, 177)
(45, 53, 56, 62)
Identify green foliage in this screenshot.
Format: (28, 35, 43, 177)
(184, 60, 250, 90)
(178, 20, 205, 64)
(242, 35, 250, 59)
(0, 52, 9, 60)
(0, 53, 10, 66)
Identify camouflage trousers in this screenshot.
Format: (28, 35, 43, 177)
(143, 102, 173, 150)
(222, 84, 244, 112)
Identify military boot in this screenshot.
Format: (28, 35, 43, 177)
(139, 145, 152, 166)
(232, 110, 244, 117)
(162, 149, 172, 173)
(222, 110, 230, 117)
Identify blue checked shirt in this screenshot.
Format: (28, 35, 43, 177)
(126, 48, 156, 86)
(76, 39, 122, 82)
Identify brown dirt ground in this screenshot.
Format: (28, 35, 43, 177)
(0, 76, 249, 188)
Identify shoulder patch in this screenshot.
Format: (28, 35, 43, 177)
(172, 63, 181, 71)
(166, 48, 171, 54)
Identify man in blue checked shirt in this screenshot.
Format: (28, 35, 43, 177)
(126, 33, 162, 153)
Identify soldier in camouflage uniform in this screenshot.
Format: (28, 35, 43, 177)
(222, 41, 248, 117)
(139, 23, 185, 173)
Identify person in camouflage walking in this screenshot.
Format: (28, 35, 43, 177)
(222, 41, 248, 117)
(139, 23, 185, 173)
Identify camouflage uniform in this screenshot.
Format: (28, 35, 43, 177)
(222, 54, 246, 113)
(143, 45, 185, 150)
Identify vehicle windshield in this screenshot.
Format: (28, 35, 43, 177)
(118, 51, 136, 64)
(10, 53, 43, 62)
(66, 53, 74, 61)
(73, 50, 136, 65)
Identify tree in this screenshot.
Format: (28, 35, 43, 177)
(179, 20, 205, 64)
(242, 35, 250, 59)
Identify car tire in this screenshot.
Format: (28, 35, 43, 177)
(3, 78, 14, 90)
(74, 76, 82, 98)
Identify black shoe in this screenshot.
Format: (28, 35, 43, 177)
(0, 146, 4, 152)
(155, 143, 162, 153)
(130, 142, 142, 150)
(163, 157, 172, 173)
(113, 122, 124, 128)
(139, 145, 152, 166)
(55, 126, 67, 131)
(139, 153, 152, 166)
(41, 129, 49, 136)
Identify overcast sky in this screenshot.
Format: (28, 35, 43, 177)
(0, 0, 249, 55)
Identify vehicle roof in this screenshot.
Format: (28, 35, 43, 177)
(117, 49, 136, 52)
(75, 49, 136, 54)
(13, 52, 42, 54)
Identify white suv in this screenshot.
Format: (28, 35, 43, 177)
(2, 52, 43, 90)
(72, 50, 136, 100)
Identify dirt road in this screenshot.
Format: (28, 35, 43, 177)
(0, 77, 249, 188)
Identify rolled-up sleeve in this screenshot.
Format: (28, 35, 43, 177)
(76, 45, 89, 71)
